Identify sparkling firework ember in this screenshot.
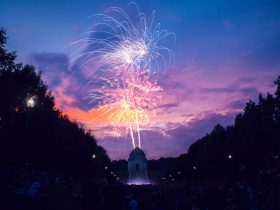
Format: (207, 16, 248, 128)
(71, 3, 175, 148)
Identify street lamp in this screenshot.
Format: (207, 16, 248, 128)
(92, 154, 96, 159)
(27, 97, 35, 108)
(24, 96, 36, 163)
(228, 154, 232, 159)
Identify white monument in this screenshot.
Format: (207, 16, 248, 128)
(128, 148, 149, 185)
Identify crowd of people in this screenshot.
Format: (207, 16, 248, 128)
(0, 166, 82, 210)
(124, 179, 280, 210)
(1, 166, 280, 210)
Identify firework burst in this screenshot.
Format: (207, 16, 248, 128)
(71, 3, 175, 148)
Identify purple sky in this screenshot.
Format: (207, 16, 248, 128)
(1, 0, 280, 159)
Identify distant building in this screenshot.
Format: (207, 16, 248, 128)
(128, 147, 149, 185)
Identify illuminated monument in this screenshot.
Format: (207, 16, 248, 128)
(128, 148, 149, 185)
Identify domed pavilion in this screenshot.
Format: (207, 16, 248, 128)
(128, 147, 149, 185)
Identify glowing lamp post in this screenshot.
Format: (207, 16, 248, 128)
(27, 97, 35, 108)
(24, 96, 36, 163)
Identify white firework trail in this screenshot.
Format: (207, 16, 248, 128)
(70, 3, 175, 149)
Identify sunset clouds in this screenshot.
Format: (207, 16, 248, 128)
(2, 0, 280, 159)
(27, 51, 278, 159)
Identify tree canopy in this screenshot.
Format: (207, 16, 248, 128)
(112, 77, 280, 181)
(173, 76, 280, 180)
(0, 28, 110, 175)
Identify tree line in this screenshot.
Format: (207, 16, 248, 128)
(140, 75, 280, 181)
(113, 73, 280, 181)
(0, 28, 110, 176)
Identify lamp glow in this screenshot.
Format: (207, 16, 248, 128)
(27, 97, 35, 108)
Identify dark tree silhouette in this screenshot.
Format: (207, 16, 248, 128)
(174, 76, 280, 180)
(0, 28, 110, 175)
(111, 76, 280, 181)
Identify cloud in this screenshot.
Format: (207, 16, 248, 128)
(28, 52, 87, 109)
(26, 50, 279, 160)
(227, 100, 246, 110)
(98, 109, 237, 160)
(29, 53, 70, 85)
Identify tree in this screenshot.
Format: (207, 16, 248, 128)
(176, 76, 280, 180)
(0, 28, 17, 72)
(0, 28, 110, 175)
(274, 76, 280, 125)
(274, 76, 280, 99)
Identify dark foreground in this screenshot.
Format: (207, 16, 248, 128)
(1, 167, 280, 210)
